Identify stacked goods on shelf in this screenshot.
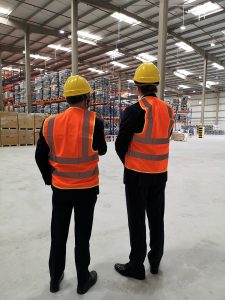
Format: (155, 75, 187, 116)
(20, 81, 25, 103)
(59, 102, 69, 113)
(59, 69, 71, 97)
(44, 104, 51, 114)
(93, 105, 103, 118)
(171, 98, 179, 109)
(35, 76, 43, 101)
(42, 74, 51, 100)
(31, 81, 36, 102)
(50, 72, 59, 99)
(0, 112, 18, 146)
(94, 78, 110, 103)
(170, 97, 192, 130)
(36, 105, 44, 114)
(51, 103, 59, 114)
(181, 97, 188, 110)
(2, 69, 25, 111)
(204, 125, 225, 135)
(181, 125, 197, 135)
(14, 83, 21, 105)
(88, 80, 95, 103)
(109, 83, 119, 135)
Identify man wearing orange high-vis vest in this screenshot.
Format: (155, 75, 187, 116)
(35, 75, 107, 294)
(115, 63, 174, 280)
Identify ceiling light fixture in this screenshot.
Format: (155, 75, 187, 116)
(178, 84, 190, 89)
(2, 67, 20, 72)
(110, 61, 129, 69)
(212, 63, 224, 70)
(106, 49, 124, 59)
(48, 44, 71, 52)
(177, 69, 192, 76)
(211, 41, 215, 47)
(222, 30, 225, 35)
(135, 53, 157, 62)
(206, 81, 219, 85)
(127, 80, 134, 83)
(34, 68, 45, 71)
(68, 35, 97, 46)
(78, 31, 102, 41)
(180, 6, 186, 30)
(188, 1, 223, 18)
(111, 12, 141, 26)
(23, 51, 51, 61)
(176, 42, 194, 52)
(78, 37, 97, 45)
(88, 68, 105, 74)
(174, 71, 186, 80)
(184, 0, 197, 4)
(59, 29, 65, 34)
(0, 7, 12, 15)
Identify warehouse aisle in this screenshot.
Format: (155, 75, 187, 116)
(0, 137, 225, 300)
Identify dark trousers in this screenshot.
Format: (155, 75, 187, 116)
(125, 180, 166, 268)
(49, 187, 97, 286)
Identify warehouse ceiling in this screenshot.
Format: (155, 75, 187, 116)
(0, 0, 225, 96)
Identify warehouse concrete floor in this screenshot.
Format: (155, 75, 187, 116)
(0, 136, 225, 300)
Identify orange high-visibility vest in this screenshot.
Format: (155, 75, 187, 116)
(43, 107, 99, 189)
(125, 96, 174, 173)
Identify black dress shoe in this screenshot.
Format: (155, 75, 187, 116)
(150, 265, 159, 274)
(77, 271, 97, 295)
(114, 263, 145, 280)
(50, 273, 64, 293)
(147, 253, 159, 275)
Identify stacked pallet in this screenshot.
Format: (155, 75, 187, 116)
(18, 114, 34, 145)
(0, 112, 18, 146)
(0, 112, 47, 146)
(34, 114, 46, 145)
(171, 131, 188, 142)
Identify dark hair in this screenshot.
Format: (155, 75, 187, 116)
(66, 93, 89, 105)
(134, 81, 159, 97)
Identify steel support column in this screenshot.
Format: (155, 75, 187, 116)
(215, 92, 219, 125)
(201, 57, 208, 125)
(71, 0, 78, 75)
(0, 52, 3, 111)
(25, 27, 32, 113)
(157, 0, 168, 100)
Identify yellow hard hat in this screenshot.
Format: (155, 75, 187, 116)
(133, 62, 160, 84)
(63, 75, 93, 97)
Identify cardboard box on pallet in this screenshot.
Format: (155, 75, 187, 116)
(1, 129, 18, 146)
(0, 113, 18, 129)
(35, 130, 40, 145)
(18, 130, 34, 145)
(18, 114, 34, 129)
(34, 114, 46, 129)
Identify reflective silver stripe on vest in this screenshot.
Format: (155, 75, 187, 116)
(52, 166, 99, 179)
(167, 105, 174, 137)
(47, 111, 97, 164)
(132, 97, 170, 145)
(82, 110, 90, 157)
(49, 154, 98, 164)
(47, 116, 56, 157)
(127, 150, 168, 161)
